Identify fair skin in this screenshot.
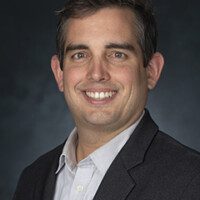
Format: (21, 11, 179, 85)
(51, 7, 164, 162)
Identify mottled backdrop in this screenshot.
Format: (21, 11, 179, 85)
(0, 0, 200, 199)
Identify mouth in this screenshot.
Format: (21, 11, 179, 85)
(82, 89, 117, 105)
(85, 91, 116, 100)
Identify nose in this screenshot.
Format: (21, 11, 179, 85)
(86, 59, 110, 82)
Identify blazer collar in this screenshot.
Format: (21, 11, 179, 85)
(93, 109, 159, 200)
(120, 109, 158, 170)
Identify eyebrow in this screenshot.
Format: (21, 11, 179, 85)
(65, 44, 89, 53)
(105, 43, 136, 53)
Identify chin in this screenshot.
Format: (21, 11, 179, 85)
(84, 112, 116, 126)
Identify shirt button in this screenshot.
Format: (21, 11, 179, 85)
(76, 185, 84, 192)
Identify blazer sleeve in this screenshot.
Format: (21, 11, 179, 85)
(181, 172, 200, 200)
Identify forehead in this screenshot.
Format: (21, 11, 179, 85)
(63, 7, 139, 47)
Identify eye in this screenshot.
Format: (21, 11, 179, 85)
(114, 52, 126, 59)
(107, 51, 127, 62)
(71, 52, 87, 60)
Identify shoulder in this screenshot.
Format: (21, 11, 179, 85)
(151, 131, 200, 198)
(26, 143, 63, 172)
(13, 143, 64, 199)
(20, 143, 64, 180)
(148, 131, 200, 186)
(153, 131, 200, 165)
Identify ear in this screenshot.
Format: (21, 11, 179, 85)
(51, 55, 64, 92)
(146, 52, 164, 90)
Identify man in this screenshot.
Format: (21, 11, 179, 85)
(13, 0, 200, 199)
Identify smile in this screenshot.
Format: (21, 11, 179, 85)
(85, 91, 116, 100)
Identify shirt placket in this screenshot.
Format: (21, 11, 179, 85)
(69, 161, 95, 200)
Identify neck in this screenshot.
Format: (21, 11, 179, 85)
(75, 110, 144, 162)
(75, 125, 128, 162)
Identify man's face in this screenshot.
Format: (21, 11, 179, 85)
(52, 7, 163, 133)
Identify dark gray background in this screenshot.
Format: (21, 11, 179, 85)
(0, 0, 200, 199)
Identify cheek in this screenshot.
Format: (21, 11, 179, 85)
(63, 67, 84, 90)
(62, 68, 84, 107)
(115, 66, 148, 102)
(114, 67, 141, 89)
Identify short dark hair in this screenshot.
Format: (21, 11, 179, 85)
(56, 0, 157, 69)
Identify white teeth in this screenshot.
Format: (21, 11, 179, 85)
(91, 92, 95, 98)
(86, 91, 115, 100)
(100, 92, 104, 99)
(95, 92, 99, 99)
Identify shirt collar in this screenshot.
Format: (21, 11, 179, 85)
(56, 127, 78, 174)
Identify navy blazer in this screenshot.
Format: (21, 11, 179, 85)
(13, 111, 200, 200)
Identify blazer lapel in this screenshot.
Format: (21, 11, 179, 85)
(94, 110, 158, 200)
(42, 160, 58, 200)
(93, 155, 136, 200)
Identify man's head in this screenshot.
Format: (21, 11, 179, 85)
(56, 0, 158, 69)
(51, 0, 164, 135)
